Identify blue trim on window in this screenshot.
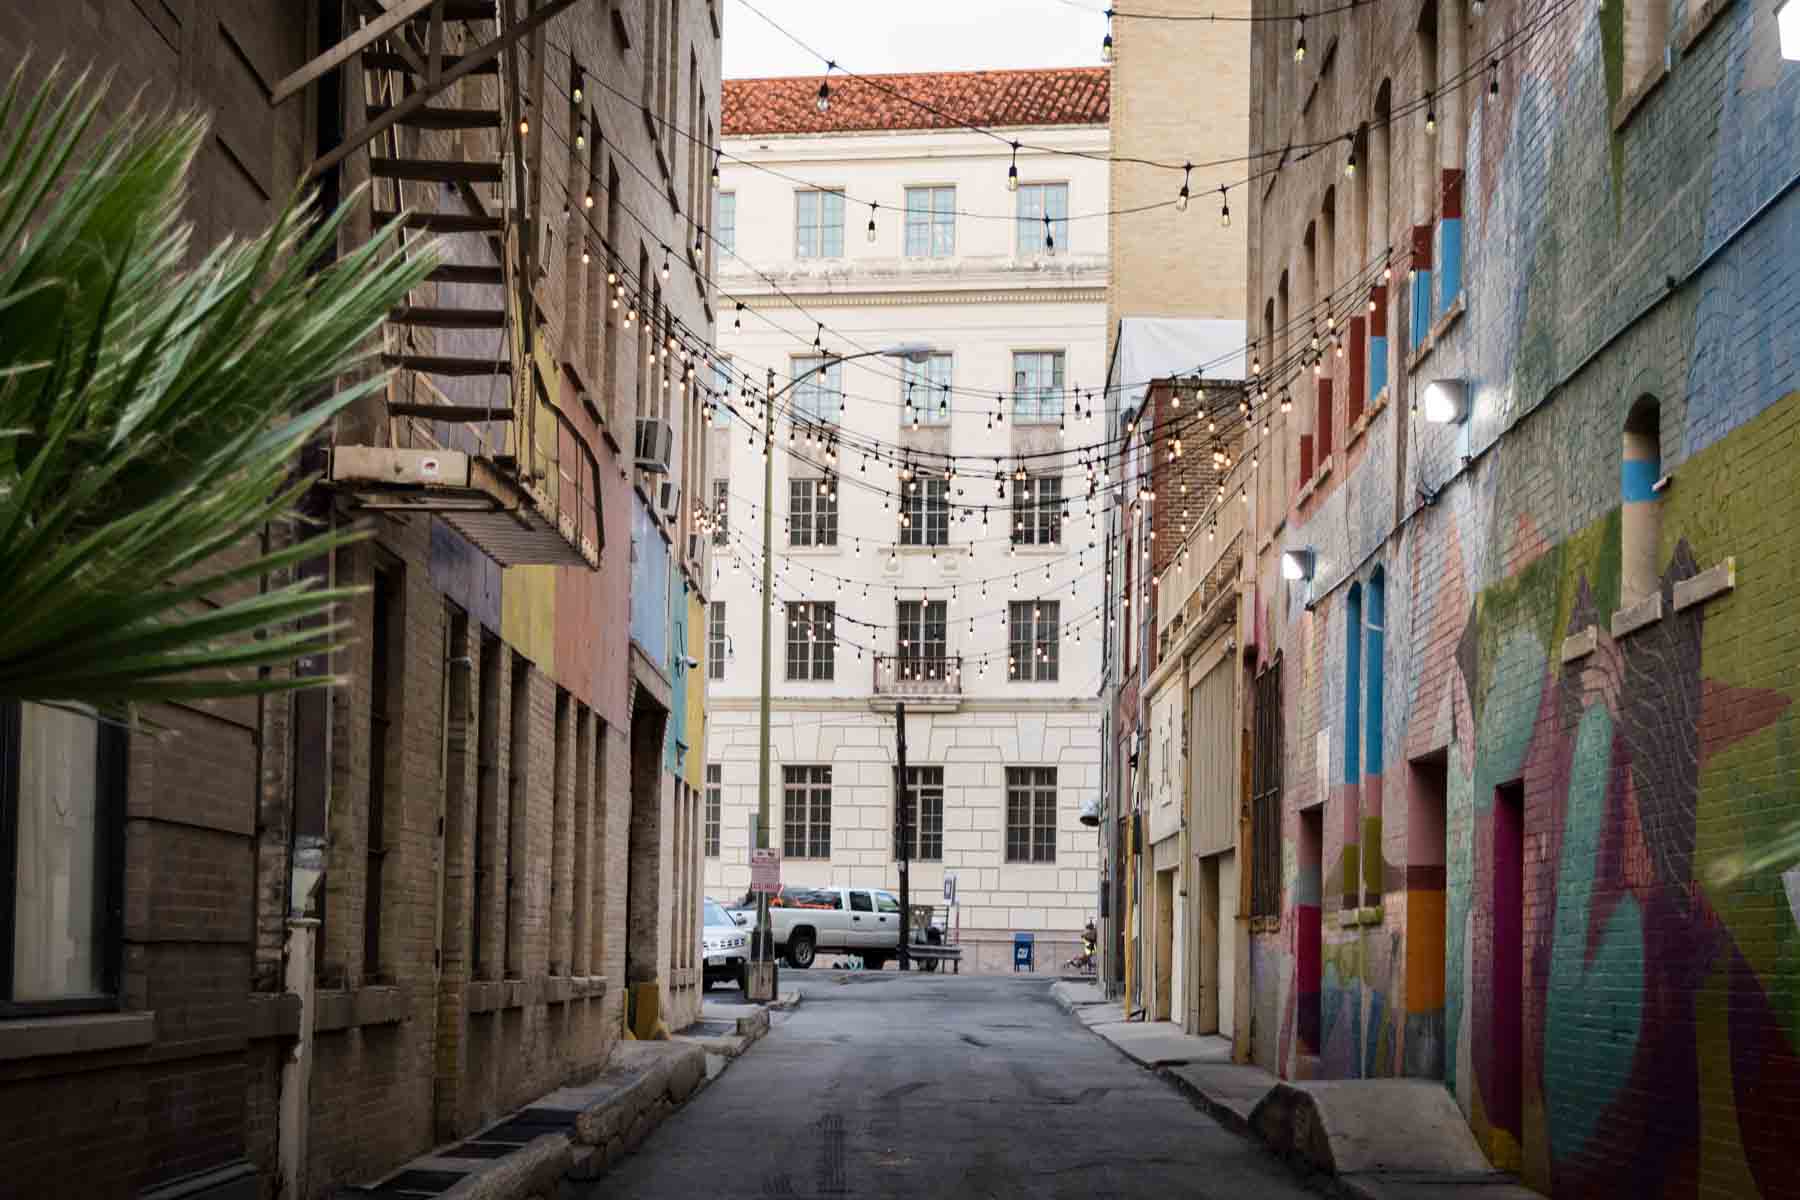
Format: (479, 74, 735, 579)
(1438, 218, 1463, 312)
(1343, 585, 1362, 784)
(1369, 334, 1388, 402)
(1364, 572, 1385, 778)
(1621, 458, 1661, 503)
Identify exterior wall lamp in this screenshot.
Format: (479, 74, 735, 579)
(1423, 378, 1468, 424)
(1281, 547, 1315, 581)
(1779, 0, 1799, 60)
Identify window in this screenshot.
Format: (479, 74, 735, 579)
(789, 477, 838, 548)
(1621, 397, 1663, 606)
(1, 702, 125, 1014)
(1250, 660, 1284, 917)
(704, 764, 721, 857)
(849, 890, 873, 912)
(875, 891, 901, 913)
(1008, 600, 1060, 681)
(782, 765, 832, 858)
(900, 354, 953, 425)
(711, 478, 729, 545)
(790, 356, 843, 425)
(1015, 183, 1069, 256)
(1012, 351, 1065, 422)
(795, 189, 845, 258)
(785, 601, 836, 680)
(1012, 474, 1062, 545)
(900, 478, 949, 546)
(903, 186, 956, 257)
(1005, 766, 1058, 863)
(365, 564, 401, 981)
(717, 191, 736, 255)
(896, 600, 948, 676)
(708, 601, 726, 680)
(710, 360, 733, 428)
(894, 765, 944, 862)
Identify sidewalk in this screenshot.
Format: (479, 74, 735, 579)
(340, 991, 800, 1200)
(1048, 982, 1543, 1200)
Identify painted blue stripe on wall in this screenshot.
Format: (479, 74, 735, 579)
(1365, 574, 1385, 778)
(1344, 587, 1362, 784)
(1439, 218, 1463, 310)
(1410, 271, 1433, 351)
(1621, 457, 1661, 502)
(1370, 334, 1388, 401)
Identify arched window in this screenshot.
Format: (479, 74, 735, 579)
(1621, 398, 1663, 606)
(1319, 188, 1336, 461)
(1412, 3, 1440, 352)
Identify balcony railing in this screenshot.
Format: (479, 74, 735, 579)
(873, 654, 963, 698)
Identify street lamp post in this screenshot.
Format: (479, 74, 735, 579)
(746, 343, 935, 1002)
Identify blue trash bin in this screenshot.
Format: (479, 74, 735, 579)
(1013, 932, 1035, 973)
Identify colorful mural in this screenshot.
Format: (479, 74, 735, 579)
(1243, 1, 1800, 1196)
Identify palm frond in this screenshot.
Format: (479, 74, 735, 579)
(0, 63, 438, 707)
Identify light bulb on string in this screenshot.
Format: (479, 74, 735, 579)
(660, 247, 670, 280)
(1344, 135, 1357, 177)
(1425, 91, 1438, 135)
(1176, 162, 1191, 212)
(1487, 60, 1500, 102)
(816, 78, 831, 113)
(867, 203, 878, 243)
(1219, 187, 1232, 227)
(1101, 10, 1115, 63)
(1294, 15, 1307, 62)
(711, 153, 721, 189)
(1007, 142, 1020, 192)
(575, 120, 586, 150)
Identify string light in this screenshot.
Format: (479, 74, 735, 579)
(1101, 9, 1115, 62)
(1007, 141, 1020, 192)
(661, 246, 670, 280)
(1344, 135, 1357, 177)
(1219, 187, 1231, 228)
(867, 202, 878, 243)
(1487, 59, 1500, 102)
(711, 152, 721, 189)
(816, 78, 831, 113)
(1176, 162, 1191, 212)
(572, 74, 584, 105)
(1425, 91, 1438, 135)
(1294, 15, 1307, 62)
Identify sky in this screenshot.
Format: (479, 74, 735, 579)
(722, 0, 1111, 79)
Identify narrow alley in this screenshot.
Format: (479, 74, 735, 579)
(597, 975, 1317, 1200)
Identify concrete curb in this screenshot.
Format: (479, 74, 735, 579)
(1154, 1065, 1256, 1139)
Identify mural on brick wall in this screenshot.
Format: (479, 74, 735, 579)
(1244, 1, 1800, 1197)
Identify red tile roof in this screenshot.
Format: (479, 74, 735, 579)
(722, 67, 1110, 137)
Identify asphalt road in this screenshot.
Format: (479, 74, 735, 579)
(592, 972, 1318, 1199)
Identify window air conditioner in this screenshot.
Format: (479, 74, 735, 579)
(634, 417, 673, 472)
(657, 479, 681, 520)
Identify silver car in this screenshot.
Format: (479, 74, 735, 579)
(701, 897, 750, 992)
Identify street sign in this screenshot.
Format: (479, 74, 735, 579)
(943, 873, 957, 905)
(750, 848, 782, 895)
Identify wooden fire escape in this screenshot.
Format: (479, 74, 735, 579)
(273, 0, 600, 569)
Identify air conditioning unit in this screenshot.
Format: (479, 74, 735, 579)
(634, 417, 673, 472)
(687, 533, 703, 561)
(657, 479, 681, 521)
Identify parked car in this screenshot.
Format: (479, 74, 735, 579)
(701, 898, 750, 992)
(727, 886, 905, 969)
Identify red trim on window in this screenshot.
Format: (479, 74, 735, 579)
(1411, 224, 1433, 270)
(1441, 168, 1464, 221)
(1347, 316, 1367, 426)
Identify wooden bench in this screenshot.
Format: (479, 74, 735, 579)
(904, 945, 963, 974)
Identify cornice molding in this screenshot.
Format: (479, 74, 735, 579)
(726, 286, 1107, 310)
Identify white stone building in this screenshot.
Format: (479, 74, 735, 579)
(702, 68, 1111, 970)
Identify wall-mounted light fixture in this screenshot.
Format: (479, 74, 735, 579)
(1281, 547, 1316, 582)
(1423, 378, 1468, 425)
(1779, 0, 1799, 60)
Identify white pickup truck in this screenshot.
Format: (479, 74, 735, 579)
(728, 886, 904, 969)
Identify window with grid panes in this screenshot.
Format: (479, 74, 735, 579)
(1005, 766, 1058, 863)
(1012, 475, 1062, 545)
(895, 600, 947, 678)
(903, 186, 955, 257)
(790, 356, 843, 425)
(707, 602, 726, 680)
(711, 478, 729, 544)
(795, 189, 845, 258)
(710, 360, 733, 428)
(1015, 183, 1069, 256)
(893, 766, 944, 862)
(716, 191, 736, 255)
(1012, 351, 1065, 422)
(900, 354, 953, 425)
(782, 765, 832, 858)
(788, 477, 838, 547)
(784, 602, 835, 680)
(704, 764, 721, 857)
(900, 478, 948, 546)
(1007, 600, 1060, 681)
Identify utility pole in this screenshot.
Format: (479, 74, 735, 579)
(896, 699, 911, 970)
(747, 366, 778, 1001)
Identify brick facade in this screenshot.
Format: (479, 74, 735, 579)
(0, 3, 717, 1198)
(1238, 0, 1800, 1194)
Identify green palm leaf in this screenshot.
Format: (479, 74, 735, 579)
(0, 64, 437, 707)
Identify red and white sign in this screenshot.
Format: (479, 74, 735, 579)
(750, 848, 782, 895)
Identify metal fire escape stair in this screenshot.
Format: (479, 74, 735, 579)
(273, 0, 599, 569)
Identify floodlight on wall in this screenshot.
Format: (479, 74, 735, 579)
(1423, 379, 1468, 424)
(1281, 548, 1315, 582)
(1780, 0, 1800, 59)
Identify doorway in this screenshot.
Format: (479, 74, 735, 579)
(1404, 754, 1448, 1077)
(1217, 850, 1237, 1038)
(1154, 866, 1176, 1022)
(1297, 808, 1323, 1061)
(1491, 781, 1525, 1142)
